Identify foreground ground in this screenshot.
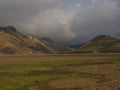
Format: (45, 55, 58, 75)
(0, 54, 120, 90)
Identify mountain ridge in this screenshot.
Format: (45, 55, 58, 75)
(0, 26, 120, 54)
(72, 35, 120, 53)
(0, 26, 71, 54)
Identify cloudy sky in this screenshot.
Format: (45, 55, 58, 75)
(0, 0, 120, 44)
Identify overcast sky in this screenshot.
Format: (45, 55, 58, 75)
(0, 0, 120, 44)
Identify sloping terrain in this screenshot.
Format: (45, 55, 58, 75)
(0, 26, 120, 54)
(0, 26, 71, 54)
(73, 35, 120, 53)
(41, 38, 71, 53)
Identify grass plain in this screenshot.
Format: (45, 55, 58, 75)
(0, 54, 120, 90)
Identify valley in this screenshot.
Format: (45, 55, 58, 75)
(0, 54, 119, 90)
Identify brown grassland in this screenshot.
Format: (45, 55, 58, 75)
(0, 54, 120, 90)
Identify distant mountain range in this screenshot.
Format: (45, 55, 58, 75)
(0, 26, 120, 54)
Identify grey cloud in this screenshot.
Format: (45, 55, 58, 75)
(0, 0, 40, 25)
(70, 0, 120, 43)
(0, 0, 120, 44)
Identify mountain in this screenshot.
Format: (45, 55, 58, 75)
(72, 35, 120, 53)
(41, 38, 72, 53)
(0, 26, 120, 54)
(68, 44, 83, 49)
(0, 26, 71, 54)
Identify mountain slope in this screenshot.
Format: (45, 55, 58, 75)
(0, 26, 71, 54)
(41, 38, 71, 53)
(74, 35, 120, 53)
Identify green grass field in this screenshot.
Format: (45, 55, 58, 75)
(0, 54, 120, 90)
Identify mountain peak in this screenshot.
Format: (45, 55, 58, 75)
(92, 35, 115, 41)
(96, 35, 110, 37)
(0, 26, 17, 32)
(75, 35, 120, 53)
(0, 26, 71, 54)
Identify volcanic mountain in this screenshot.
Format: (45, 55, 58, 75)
(0, 26, 120, 54)
(74, 35, 120, 53)
(0, 26, 71, 54)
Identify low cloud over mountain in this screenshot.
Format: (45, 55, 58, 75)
(0, 0, 120, 44)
